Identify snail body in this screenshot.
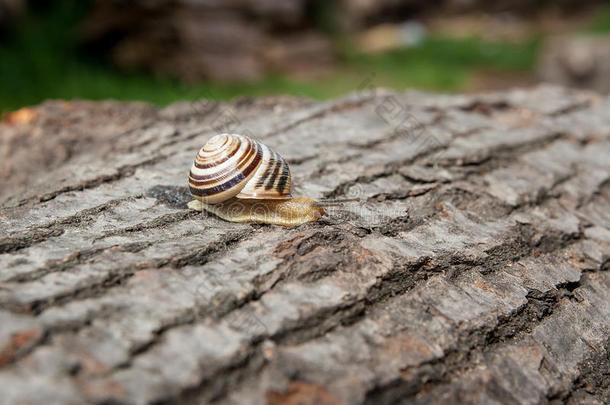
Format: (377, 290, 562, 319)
(188, 134, 325, 226)
(187, 197, 324, 227)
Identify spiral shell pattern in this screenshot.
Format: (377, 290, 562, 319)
(188, 134, 292, 204)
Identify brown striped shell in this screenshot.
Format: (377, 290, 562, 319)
(188, 134, 292, 204)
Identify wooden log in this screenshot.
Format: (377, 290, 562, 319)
(0, 85, 609, 404)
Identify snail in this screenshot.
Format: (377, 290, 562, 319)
(188, 134, 337, 227)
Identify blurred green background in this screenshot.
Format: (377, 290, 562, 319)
(1, 0, 609, 113)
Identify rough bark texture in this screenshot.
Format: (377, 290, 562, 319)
(0, 85, 609, 405)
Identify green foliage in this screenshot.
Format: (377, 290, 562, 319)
(0, 1, 540, 113)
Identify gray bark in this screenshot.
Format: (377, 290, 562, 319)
(0, 85, 609, 405)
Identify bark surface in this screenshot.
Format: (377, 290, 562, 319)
(0, 86, 609, 405)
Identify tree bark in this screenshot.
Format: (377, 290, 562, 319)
(0, 85, 609, 405)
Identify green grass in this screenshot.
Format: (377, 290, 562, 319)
(342, 35, 540, 90)
(0, 1, 541, 113)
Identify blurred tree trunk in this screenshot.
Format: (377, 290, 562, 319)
(80, 0, 606, 81)
(83, 0, 334, 81)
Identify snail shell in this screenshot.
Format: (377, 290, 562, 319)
(188, 134, 325, 227)
(188, 134, 292, 204)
